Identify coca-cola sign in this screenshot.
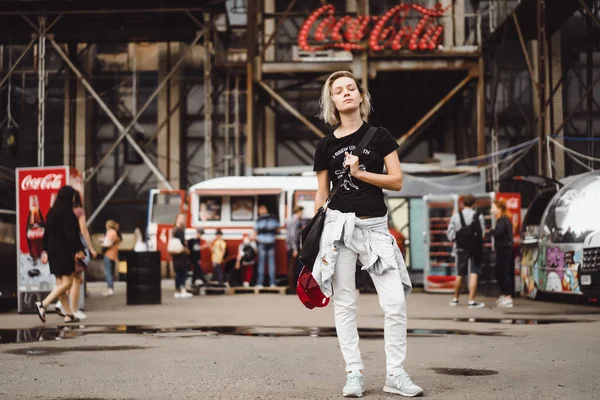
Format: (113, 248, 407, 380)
(298, 3, 449, 53)
(21, 174, 63, 191)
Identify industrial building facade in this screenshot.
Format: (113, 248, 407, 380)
(0, 0, 598, 230)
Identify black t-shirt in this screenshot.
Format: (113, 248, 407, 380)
(313, 122, 399, 217)
(187, 238, 202, 263)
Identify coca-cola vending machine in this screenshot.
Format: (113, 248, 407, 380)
(16, 166, 84, 313)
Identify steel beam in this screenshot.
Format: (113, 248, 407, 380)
(0, 35, 38, 89)
(203, 12, 214, 179)
(536, 0, 547, 176)
(86, 168, 130, 227)
(49, 31, 204, 187)
(477, 57, 485, 157)
(246, 0, 257, 174)
(398, 74, 474, 148)
(258, 80, 325, 138)
(234, 73, 241, 176)
(261, 0, 297, 59)
(512, 12, 539, 95)
(37, 17, 46, 166)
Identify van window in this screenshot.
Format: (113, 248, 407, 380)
(231, 196, 255, 221)
(151, 193, 182, 225)
(257, 195, 279, 219)
(199, 196, 223, 221)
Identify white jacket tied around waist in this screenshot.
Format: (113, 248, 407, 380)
(311, 208, 412, 298)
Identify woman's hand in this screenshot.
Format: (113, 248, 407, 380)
(235, 262, 240, 270)
(344, 151, 361, 177)
(90, 249, 98, 259)
(41, 252, 48, 264)
(75, 251, 85, 260)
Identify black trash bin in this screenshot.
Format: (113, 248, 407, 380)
(126, 251, 161, 305)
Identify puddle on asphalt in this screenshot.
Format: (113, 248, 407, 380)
(0, 325, 510, 345)
(430, 367, 499, 376)
(5, 345, 148, 356)
(419, 318, 587, 325)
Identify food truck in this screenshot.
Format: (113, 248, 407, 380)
(516, 171, 600, 299)
(147, 164, 487, 286)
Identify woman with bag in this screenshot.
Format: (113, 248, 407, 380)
(101, 220, 121, 297)
(34, 186, 86, 324)
(55, 191, 97, 320)
(311, 71, 422, 397)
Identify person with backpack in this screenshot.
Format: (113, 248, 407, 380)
(235, 233, 257, 287)
(446, 194, 486, 308)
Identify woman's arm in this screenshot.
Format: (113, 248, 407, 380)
(314, 170, 330, 212)
(347, 151, 403, 191)
(78, 214, 97, 257)
(65, 213, 85, 254)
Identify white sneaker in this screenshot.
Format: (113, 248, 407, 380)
(384, 369, 424, 397)
(255, 284, 264, 289)
(499, 297, 514, 308)
(269, 284, 277, 288)
(449, 299, 459, 306)
(194, 279, 204, 286)
(102, 288, 114, 297)
(243, 282, 250, 288)
(73, 310, 87, 320)
(180, 291, 193, 298)
(343, 370, 364, 397)
(174, 292, 182, 298)
(468, 301, 485, 309)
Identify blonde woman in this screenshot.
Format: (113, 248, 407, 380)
(312, 71, 422, 397)
(101, 219, 121, 296)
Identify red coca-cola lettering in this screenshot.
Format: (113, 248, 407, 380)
(21, 173, 63, 191)
(298, 4, 448, 53)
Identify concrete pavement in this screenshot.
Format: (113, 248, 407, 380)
(1, 282, 599, 399)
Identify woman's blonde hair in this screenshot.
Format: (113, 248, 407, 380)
(106, 219, 118, 230)
(318, 71, 372, 126)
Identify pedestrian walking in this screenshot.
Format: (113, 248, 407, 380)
(34, 186, 86, 324)
(312, 71, 422, 397)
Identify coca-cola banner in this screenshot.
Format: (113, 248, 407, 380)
(16, 166, 82, 313)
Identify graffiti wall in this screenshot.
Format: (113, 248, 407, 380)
(521, 243, 582, 298)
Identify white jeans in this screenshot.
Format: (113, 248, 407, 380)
(332, 241, 407, 376)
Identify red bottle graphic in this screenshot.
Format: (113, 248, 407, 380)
(26, 195, 45, 263)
